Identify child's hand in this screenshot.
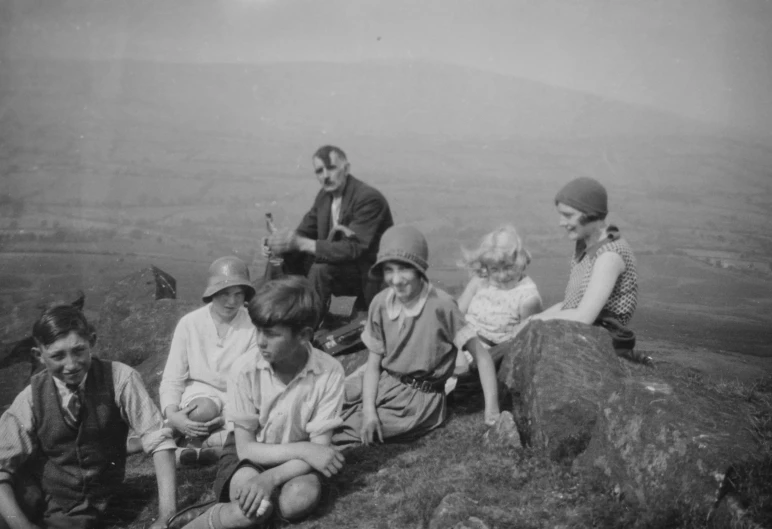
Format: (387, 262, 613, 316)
(234, 474, 275, 519)
(361, 411, 384, 446)
(166, 405, 210, 438)
(304, 443, 345, 477)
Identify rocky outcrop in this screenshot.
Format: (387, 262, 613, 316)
(428, 493, 478, 529)
(578, 366, 758, 512)
(482, 411, 522, 450)
(0, 267, 191, 410)
(498, 319, 761, 518)
(498, 319, 624, 461)
(96, 267, 195, 369)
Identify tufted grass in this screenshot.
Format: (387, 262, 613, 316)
(113, 372, 772, 529)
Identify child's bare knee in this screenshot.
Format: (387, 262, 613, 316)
(278, 473, 322, 520)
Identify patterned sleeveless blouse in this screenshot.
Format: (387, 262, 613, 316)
(562, 226, 638, 326)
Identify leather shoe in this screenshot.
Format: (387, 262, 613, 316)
(166, 500, 216, 529)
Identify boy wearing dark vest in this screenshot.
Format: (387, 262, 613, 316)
(0, 304, 177, 529)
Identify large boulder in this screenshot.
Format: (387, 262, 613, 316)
(498, 319, 764, 520)
(498, 319, 625, 461)
(98, 266, 176, 329)
(96, 267, 195, 368)
(96, 298, 197, 368)
(577, 365, 759, 514)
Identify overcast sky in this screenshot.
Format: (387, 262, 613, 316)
(2, 0, 772, 139)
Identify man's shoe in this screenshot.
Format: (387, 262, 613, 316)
(166, 501, 217, 529)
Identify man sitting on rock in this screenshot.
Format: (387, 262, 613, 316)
(264, 145, 394, 317)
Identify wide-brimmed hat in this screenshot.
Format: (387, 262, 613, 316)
(202, 256, 255, 302)
(554, 177, 608, 218)
(370, 225, 429, 278)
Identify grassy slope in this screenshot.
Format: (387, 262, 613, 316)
(113, 367, 772, 529)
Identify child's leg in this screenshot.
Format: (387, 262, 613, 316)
(179, 467, 272, 529)
(333, 372, 447, 446)
(184, 466, 321, 528)
(179, 451, 272, 529)
(275, 472, 323, 522)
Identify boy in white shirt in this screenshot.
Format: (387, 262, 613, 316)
(169, 276, 345, 529)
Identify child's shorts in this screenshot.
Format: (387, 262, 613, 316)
(211, 432, 327, 511)
(212, 431, 266, 503)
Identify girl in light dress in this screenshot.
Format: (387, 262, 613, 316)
(448, 225, 542, 392)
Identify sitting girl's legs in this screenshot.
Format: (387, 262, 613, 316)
(176, 395, 228, 465)
(334, 371, 446, 447)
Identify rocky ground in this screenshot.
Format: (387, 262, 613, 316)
(2, 267, 770, 529)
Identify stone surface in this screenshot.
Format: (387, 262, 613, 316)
(428, 492, 477, 529)
(577, 366, 759, 514)
(497, 319, 764, 519)
(96, 267, 195, 369)
(498, 319, 624, 461)
(482, 411, 522, 449)
(96, 298, 196, 369)
(98, 266, 176, 317)
(452, 516, 490, 529)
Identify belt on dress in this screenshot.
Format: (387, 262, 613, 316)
(385, 370, 445, 393)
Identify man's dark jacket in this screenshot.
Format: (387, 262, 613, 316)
(295, 174, 393, 272)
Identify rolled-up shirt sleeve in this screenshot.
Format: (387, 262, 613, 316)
(227, 367, 260, 433)
(115, 364, 176, 454)
(305, 365, 345, 441)
(159, 319, 190, 412)
(0, 387, 37, 484)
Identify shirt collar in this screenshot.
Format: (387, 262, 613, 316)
(575, 225, 620, 261)
(52, 373, 87, 394)
(255, 342, 323, 378)
(385, 281, 431, 321)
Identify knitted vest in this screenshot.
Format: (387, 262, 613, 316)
(30, 357, 129, 513)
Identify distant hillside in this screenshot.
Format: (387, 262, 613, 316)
(1, 57, 771, 267)
(0, 58, 716, 146)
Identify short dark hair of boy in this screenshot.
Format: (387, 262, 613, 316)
(248, 276, 322, 333)
(32, 304, 96, 348)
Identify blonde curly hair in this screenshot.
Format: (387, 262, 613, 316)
(460, 224, 532, 278)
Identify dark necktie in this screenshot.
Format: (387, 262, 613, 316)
(64, 384, 82, 428)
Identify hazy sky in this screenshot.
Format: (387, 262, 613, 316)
(2, 0, 772, 138)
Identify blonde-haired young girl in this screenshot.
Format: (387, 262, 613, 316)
(454, 225, 543, 377)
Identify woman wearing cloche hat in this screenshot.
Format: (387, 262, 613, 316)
(158, 256, 258, 465)
(530, 177, 639, 346)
